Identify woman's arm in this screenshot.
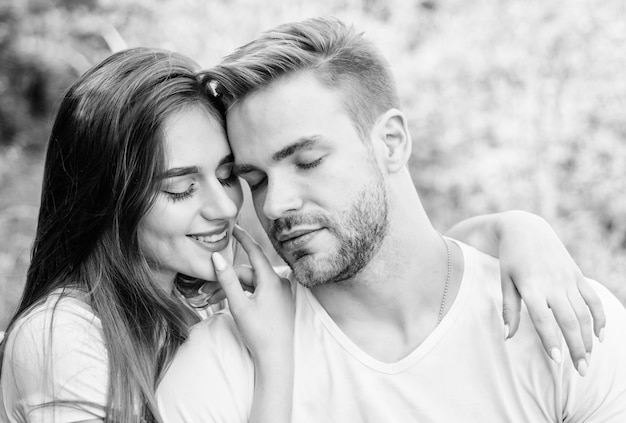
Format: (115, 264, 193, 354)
(447, 210, 606, 375)
(211, 225, 293, 423)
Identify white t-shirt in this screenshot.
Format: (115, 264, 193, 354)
(157, 241, 626, 422)
(0, 292, 108, 422)
(157, 313, 254, 423)
(0, 286, 226, 423)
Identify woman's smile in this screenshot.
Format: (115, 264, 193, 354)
(188, 229, 230, 251)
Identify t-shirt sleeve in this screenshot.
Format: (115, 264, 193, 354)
(561, 280, 626, 422)
(1, 300, 108, 422)
(156, 312, 254, 423)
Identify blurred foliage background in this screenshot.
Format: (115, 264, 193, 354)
(1, 0, 625, 330)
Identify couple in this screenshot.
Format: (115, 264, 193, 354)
(1, 17, 624, 423)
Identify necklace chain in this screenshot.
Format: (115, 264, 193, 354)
(437, 235, 451, 325)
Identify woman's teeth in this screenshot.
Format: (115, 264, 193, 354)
(189, 230, 227, 244)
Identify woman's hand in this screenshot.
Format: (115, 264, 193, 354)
(447, 211, 606, 376)
(211, 225, 293, 423)
(211, 225, 294, 359)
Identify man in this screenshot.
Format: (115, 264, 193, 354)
(158, 18, 626, 421)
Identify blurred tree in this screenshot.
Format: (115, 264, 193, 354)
(1, 0, 624, 330)
(399, 0, 626, 296)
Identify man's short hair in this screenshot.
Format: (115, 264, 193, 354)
(204, 17, 400, 140)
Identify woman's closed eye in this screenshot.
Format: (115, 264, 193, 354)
(164, 182, 196, 202)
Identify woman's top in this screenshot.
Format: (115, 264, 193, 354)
(0, 291, 108, 422)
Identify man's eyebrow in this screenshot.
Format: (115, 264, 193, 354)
(272, 137, 320, 162)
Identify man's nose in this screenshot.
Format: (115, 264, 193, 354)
(262, 176, 303, 221)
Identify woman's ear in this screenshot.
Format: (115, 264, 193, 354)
(372, 109, 412, 173)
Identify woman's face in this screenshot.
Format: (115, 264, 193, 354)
(138, 105, 243, 291)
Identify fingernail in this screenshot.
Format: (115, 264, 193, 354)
(550, 347, 562, 364)
(599, 327, 605, 343)
(200, 283, 214, 294)
(212, 252, 228, 271)
(503, 324, 510, 340)
(577, 359, 588, 377)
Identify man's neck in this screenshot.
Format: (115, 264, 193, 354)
(310, 227, 464, 362)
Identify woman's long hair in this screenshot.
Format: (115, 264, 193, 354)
(0, 47, 224, 422)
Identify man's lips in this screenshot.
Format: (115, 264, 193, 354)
(275, 227, 320, 242)
(276, 228, 324, 251)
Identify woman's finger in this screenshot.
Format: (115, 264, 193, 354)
(524, 294, 563, 364)
(233, 225, 274, 273)
(211, 251, 247, 310)
(233, 225, 282, 291)
(501, 269, 521, 339)
(566, 290, 594, 355)
(205, 289, 226, 305)
(234, 265, 256, 292)
(579, 278, 606, 341)
(550, 300, 589, 376)
(198, 281, 225, 305)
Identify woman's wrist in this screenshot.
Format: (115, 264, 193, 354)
(250, 340, 293, 368)
(249, 343, 294, 423)
(495, 210, 546, 244)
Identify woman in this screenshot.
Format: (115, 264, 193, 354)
(0, 47, 603, 422)
(0, 48, 293, 423)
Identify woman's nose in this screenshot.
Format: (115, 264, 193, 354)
(199, 180, 241, 221)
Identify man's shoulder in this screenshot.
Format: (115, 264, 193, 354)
(588, 278, 626, 310)
(587, 278, 626, 373)
(589, 278, 626, 334)
(453, 238, 500, 272)
(273, 265, 294, 280)
(558, 279, 626, 420)
(452, 239, 502, 300)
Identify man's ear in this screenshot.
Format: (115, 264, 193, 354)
(372, 109, 412, 173)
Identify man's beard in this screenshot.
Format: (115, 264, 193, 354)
(268, 167, 389, 288)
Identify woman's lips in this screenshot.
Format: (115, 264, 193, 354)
(188, 229, 230, 251)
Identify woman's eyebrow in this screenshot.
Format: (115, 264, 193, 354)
(160, 166, 200, 179)
(160, 153, 233, 178)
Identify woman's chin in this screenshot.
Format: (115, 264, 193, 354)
(187, 248, 234, 282)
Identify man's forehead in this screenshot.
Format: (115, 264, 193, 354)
(225, 72, 298, 114)
(228, 70, 337, 114)
(224, 71, 354, 165)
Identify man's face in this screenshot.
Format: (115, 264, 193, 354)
(227, 71, 388, 287)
